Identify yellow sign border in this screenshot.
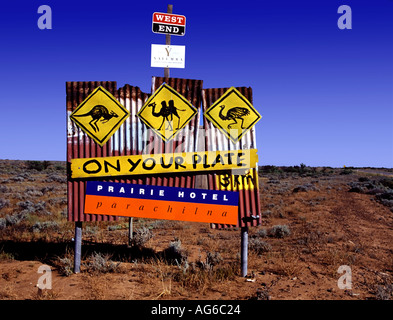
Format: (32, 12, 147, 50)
(137, 83, 198, 142)
(70, 86, 130, 147)
(70, 149, 258, 179)
(204, 87, 261, 142)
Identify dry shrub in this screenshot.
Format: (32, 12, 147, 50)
(267, 250, 304, 278)
(84, 252, 121, 274)
(174, 251, 238, 292)
(268, 225, 291, 238)
(53, 251, 74, 277)
(249, 238, 272, 255)
(131, 227, 154, 247)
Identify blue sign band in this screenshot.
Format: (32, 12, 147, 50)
(86, 181, 239, 206)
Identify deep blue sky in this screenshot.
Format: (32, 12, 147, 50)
(0, 0, 392, 167)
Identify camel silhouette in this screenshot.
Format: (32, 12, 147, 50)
(73, 105, 118, 132)
(147, 100, 186, 131)
(218, 105, 250, 129)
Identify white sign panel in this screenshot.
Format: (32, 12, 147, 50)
(151, 44, 185, 69)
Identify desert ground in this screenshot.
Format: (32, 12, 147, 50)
(0, 160, 392, 300)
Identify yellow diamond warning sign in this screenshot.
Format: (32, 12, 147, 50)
(204, 87, 262, 142)
(70, 86, 130, 147)
(137, 83, 197, 142)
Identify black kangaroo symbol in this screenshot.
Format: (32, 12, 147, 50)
(73, 105, 119, 132)
(147, 100, 186, 131)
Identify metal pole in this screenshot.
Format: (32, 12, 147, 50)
(74, 221, 82, 273)
(241, 226, 248, 277)
(128, 217, 133, 247)
(164, 4, 173, 78)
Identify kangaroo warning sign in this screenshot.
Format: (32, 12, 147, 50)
(137, 83, 197, 142)
(152, 12, 186, 36)
(69, 86, 130, 147)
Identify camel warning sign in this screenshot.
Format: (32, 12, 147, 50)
(70, 86, 130, 147)
(137, 83, 197, 142)
(204, 87, 262, 142)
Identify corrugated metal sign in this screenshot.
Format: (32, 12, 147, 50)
(66, 78, 261, 227)
(202, 87, 261, 229)
(70, 86, 130, 147)
(137, 83, 196, 141)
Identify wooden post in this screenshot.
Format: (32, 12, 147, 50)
(241, 226, 248, 277)
(164, 4, 173, 78)
(74, 222, 82, 273)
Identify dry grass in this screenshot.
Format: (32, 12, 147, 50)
(1, 161, 393, 300)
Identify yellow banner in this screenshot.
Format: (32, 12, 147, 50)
(216, 168, 259, 191)
(70, 149, 258, 179)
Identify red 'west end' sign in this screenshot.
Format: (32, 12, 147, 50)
(152, 12, 186, 36)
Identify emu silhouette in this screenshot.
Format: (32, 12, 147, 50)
(218, 105, 250, 129)
(73, 105, 118, 132)
(147, 100, 186, 131)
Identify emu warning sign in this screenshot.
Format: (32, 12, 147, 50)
(84, 181, 238, 225)
(70, 86, 130, 147)
(138, 83, 197, 142)
(204, 87, 262, 143)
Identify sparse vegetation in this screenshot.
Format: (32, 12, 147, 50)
(85, 252, 121, 274)
(26, 160, 51, 171)
(268, 225, 291, 238)
(55, 256, 73, 277)
(0, 159, 392, 300)
(130, 226, 154, 247)
(249, 238, 272, 254)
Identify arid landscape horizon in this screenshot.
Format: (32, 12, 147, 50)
(0, 159, 392, 300)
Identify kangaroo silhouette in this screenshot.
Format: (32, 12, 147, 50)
(73, 105, 118, 132)
(147, 100, 186, 131)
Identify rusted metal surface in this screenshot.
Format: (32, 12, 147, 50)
(151, 77, 203, 189)
(66, 78, 203, 222)
(202, 87, 261, 229)
(67, 79, 259, 225)
(67, 81, 149, 222)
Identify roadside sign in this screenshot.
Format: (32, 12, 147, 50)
(137, 83, 195, 141)
(84, 181, 238, 225)
(204, 87, 262, 142)
(70, 86, 129, 147)
(70, 149, 259, 179)
(151, 44, 185, 69)
(152, 12, 186, 36)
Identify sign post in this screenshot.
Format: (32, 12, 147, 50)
(74, 222, 82, 273)
(241, 226, 248, 277)
(164, 4, 172, 78)
(151, 5, 187, 77)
